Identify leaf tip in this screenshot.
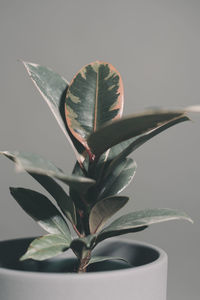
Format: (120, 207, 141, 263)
(19, 254, 27, 261)
(185, 105, 200, 113)
(187, 217, 194, 224)
(9, 186, 17, 195)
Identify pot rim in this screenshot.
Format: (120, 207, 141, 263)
(0, 237, 167, 279)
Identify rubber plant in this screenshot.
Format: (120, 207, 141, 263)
(1, 61, 197, 273)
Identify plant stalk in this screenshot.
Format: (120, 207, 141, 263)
(78, 249, 91, 273)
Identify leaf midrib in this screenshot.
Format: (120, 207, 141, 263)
(29, 243, 68, 255)
(94, 66, 99, 132)
(103, 215, 189, 232)
(50, 216, 70, 238)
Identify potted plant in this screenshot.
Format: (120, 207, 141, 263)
(0, 61, 198, 300)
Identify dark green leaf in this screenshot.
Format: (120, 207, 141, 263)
(98, 158, 137, 199)
(1, 151, 77, 225)
(89, 196, 129, 234)
(111, 115, 189, 160)
(65, 61, 124, 151)
(96, 116, 188, 185)
(87, 256, 129, 267)
(96, 226, 147, 244)
(107, 115, 190, 169)
(70, 235, 97, 258)
(97, 208, 193, 243)
(20, 234, 70, 261)
(10, 187, 71, 239)
(87, 110, 190, 157)
(1, 151, 95, 193)
(22, 61, 84, 163)
(30, 174, 76, 226)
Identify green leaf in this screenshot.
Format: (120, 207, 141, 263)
(87, 110, 190, 157)
(1, 151, 77, 225)
(30, 174, 76, 225)
(10, 187, 72, 239)
(107, 115, 189, 164)
(1, 151, 95, 193)
(87, 256, 130, 267)
(70, 235, 97, 258)
(102, 115, 189, 180)
(22, 61, 84, 163)
(98, 158, 137, 199)
(20, 234, 70, 261)
(97, 208, 193, 242)
(65, 61, 124, 151)
(89, 196, 129, 234)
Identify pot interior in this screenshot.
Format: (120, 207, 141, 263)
(0, 238, 159, 273)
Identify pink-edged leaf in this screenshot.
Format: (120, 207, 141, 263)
(65, 61, 124, 152)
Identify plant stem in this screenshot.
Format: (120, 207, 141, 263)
(78, 249, 91, 273)
(72, 224, 84, 238)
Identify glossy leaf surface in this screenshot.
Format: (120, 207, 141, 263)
(10, 187, 71, 239)
(22, 61, 84, 163)
(65, 61, 124, 150)
(106, 115, 189, 175)
(70, 235, 97, 258)
(87, 110, 188, 156)
(89, 196, 129, 234)
(98, 208, 193, 242)
(30, 174, 76, 225)
(106, 115, 189, 161)
(1, 151, 95, 193)
(20, 234, 70, 261)
(98, 158, 137, 199)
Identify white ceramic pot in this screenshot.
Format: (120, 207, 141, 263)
(0, 237, 168, 300)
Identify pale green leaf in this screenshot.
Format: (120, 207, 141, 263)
(97, 208, 193, 243)
(20, 234, 70, 261)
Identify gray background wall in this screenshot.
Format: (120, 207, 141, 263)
(0, 0, 199, 299)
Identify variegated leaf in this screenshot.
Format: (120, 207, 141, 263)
(20, 234, 70, 261)
(89, 196, 129, 234)
(22, 61, 84, 163)
(65, 61, 124, 151)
